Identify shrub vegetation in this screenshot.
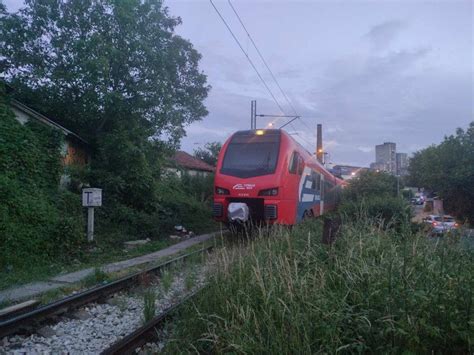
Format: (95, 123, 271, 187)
(167, 219, 473, 353)
(339, 170, 411, 227)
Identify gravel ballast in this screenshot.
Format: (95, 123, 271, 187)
(0, 267, 207, 354)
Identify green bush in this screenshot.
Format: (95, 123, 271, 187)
(343, 170, 399, 201)
(401, 188, 413, 200)
(0, 176, 84, 268)
(339, 196, 412, 228)
(155, 174, 215, 234)
(167, 219, 473, 353)
(339, 169, 411, 229)
(95, 173, 216, 242)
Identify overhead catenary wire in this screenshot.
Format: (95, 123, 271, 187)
(227, 0, 297, 116)
(209, 0, 285, 114)
(227, 0, 317, 136)
(210, 0, 315, 151)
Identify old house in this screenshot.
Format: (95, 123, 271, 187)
(167, 151, 215, 177)
(9, 98, 90, 185)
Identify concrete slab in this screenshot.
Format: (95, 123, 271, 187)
(51, 268, 95, 284)
(0, 281, 63, 304)
(102, 233, 215, 273)
(0, 231, 220, 304)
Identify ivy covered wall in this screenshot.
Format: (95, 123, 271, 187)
(0, 89, 84, 269)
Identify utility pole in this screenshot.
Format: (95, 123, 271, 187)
(250, 100, 257, 129)
(250, 100, 299, 130)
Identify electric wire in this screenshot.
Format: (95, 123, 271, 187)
(227, 0, 312, 136)
(227, 0, 313, 132)
(209, 0, 286, 114)
(227, 0, 297, 116)
(211, 0, 316, 149)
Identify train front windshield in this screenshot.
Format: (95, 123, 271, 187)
(220, 131, 280, 178)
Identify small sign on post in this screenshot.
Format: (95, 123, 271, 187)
(82, 188, 102, 242)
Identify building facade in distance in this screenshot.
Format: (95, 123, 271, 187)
(370, 142, 409, 175)
(374, 142, 396, 174)
(396, 152, 408, 176)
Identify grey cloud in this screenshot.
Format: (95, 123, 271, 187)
(365, 20, 405, 51)
(276, 67, 302, 79)
(302, 50, 471, 165)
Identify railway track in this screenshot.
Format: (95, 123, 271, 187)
(0, 245, 213, 340)
(101, 288, 201, 355)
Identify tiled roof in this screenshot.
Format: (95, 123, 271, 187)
(171, 151, 215, 172)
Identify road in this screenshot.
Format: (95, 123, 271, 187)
(411, 204, 474, 249)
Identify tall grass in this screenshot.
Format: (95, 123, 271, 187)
(165, 219, 473, 353)
(142, 289, 156, 324)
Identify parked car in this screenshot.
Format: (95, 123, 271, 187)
(423, 215, 459, 234)
(411, 197, 424, 205)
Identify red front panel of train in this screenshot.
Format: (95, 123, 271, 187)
(213, 130, 298, 225)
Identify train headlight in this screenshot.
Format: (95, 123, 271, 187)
(258, 187, 278, 196)
(215, 187, 230, 195)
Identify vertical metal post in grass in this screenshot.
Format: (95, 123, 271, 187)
(322, 214, 341, 245)
(82, 188, 102, 242)
(87, 208, 94, 242)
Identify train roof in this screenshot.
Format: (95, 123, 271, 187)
(225, 128, 346, 185)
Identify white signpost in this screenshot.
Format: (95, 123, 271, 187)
(82, 188, 102, 242)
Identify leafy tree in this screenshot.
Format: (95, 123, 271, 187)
(343, 170, 399, 201)
(408, 122, 474, 223)
(1, 0, 209, 143)
(193, 141, 222, 166)
(1, 0, 211, 237)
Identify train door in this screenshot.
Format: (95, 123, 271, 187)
(288, 151, 304, 222)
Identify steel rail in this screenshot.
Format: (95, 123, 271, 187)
(0, 246, 213, 338)
(101, 288, 203, 355)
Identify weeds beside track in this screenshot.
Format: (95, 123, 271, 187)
(165, 219, 474, 353)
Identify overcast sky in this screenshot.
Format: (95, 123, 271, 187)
(4, 0, 473, 166)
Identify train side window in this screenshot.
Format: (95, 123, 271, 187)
(297, 155, 304, 175)
(312, 172, 321, 193)
(289, 152, 298, 174)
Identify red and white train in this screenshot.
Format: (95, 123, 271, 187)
(213, 129, 346, 225)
